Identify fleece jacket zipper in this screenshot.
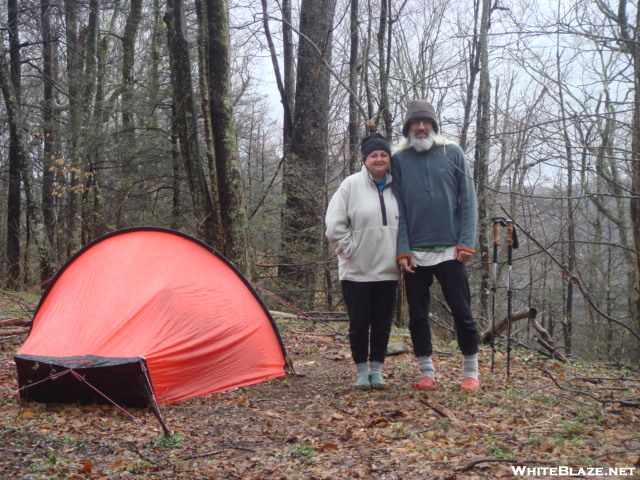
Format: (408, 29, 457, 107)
(378, 187, 388, 226)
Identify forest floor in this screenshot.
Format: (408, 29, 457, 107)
(0, 300, 639, 480)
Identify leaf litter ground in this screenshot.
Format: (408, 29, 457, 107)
(0, 318, 639, 480)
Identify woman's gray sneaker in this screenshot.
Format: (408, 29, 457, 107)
(369, 372, 386, 389)
(354, 373, 371, 390)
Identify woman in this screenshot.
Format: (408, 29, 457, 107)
(325, 133, 400, 390)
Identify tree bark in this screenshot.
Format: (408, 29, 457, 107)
(0, 9, 21, 288)
(195, 0, 225, 249)
(203, 0, 252, 276)
(282, 0, 295, 143)
(63, 0, 82, 256)
(473, 0, 492, 324)
(348, 0, 359, 174)
(40, 0, 57, 281)
(556, 42, 575, 356)
(459, 0, 481, 153)
(281, 0, 336, 308)
(164, 0, 216, 245)
(0, 40, 50, 289)
(631, 3, 640, 351)
(5, 0, 21, 287)
(377, 0, 392, 138)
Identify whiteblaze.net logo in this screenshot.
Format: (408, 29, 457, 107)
(511, 466, 637, 477)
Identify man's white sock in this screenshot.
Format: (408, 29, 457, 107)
(463, 353, 479, 379)
(356, 362, 369, 375)
(417, 355, 435, 379)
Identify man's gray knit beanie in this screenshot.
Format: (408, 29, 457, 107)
(402, 100, 439, 137)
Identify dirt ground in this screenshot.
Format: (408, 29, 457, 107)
(1, 319, 639, 480)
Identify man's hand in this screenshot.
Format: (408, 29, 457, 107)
(455, 248, 473, 262)
(399, 256, 417, 273)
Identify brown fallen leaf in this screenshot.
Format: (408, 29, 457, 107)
(80, 460, 92, 473)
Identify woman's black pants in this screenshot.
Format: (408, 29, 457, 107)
(341, 280, 397, 364)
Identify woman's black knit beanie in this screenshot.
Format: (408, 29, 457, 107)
(361, 133, 391, 161)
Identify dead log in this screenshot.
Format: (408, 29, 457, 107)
(480, 308, 538, 343)
(480, 308, 567, 362)
(0, 317, 31, 327)
(536, 337, 568, 362)
(0, 327, 29, 336)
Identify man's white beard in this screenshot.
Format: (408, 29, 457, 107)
(409, 130, 436, 152)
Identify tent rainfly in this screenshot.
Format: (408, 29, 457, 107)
(15, 228, 292, 431)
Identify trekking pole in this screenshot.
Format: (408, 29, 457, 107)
(490, 217, 507, 373)
(505, 219, 515, 379)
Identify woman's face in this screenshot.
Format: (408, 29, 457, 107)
(364, 150, 391, 181)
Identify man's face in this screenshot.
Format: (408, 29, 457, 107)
(410, 119, 433, 138)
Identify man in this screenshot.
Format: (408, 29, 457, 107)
(392, 99, 481, 392)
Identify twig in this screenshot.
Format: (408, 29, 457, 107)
(179, 442, 255, 461)
(417, 398, 459, 422)
(530, 364, 639, 408)
(181, 449, 228, 460)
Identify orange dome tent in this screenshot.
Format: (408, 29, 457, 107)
(15, 228, 292, 419)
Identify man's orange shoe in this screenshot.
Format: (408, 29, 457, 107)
(460, 377, 481, 391)
(412, 376, 438, 390)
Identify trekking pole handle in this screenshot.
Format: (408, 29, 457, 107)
(506, 221, 514, 246)
(506, 220, 515, 265)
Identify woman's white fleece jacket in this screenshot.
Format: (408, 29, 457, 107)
(325, 165, 400, 282)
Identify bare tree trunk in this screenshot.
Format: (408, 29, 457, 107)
(631, 3, 640, 352)
(556, 39, 575, 356)
(78, 0, 100, 245)
(473, 0, 492, 323)
(164, 0, 216, 245)
(195, 0, 225, 249)
(377, 0, 392, 138)
(82, 8, 117, 245)
(459, 0, 481, 152)
(170, 105, 181, 230)
(40, 0, 57, 281)
(348, 0, 359, 174)
(596, 0, 640, 362)
(149, 0, 162, 130)
(114, 0, 142, 230)
(283, 0, 295, 143)
(0, 41, 49, 288)
(5, 0, 21, 287)
(122, 0, 141, 135)
(203, 0, 252, 276)
(63, 0, 82, 256)
(281, 0, 336, 309)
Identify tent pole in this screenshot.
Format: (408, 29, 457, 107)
(148, 399, 172, 437)
(140, 360, 172, 436)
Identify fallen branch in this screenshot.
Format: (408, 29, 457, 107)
(270, 310, 348, 323)
(606, 361, 640, 373)
(480, 308, 538, 343)
(535, 337, 568, 362)
(0, 318, 31, 327)
(0, 328, 29, 337)
(417, 398, 459, 422)
(480, 308, 567, 362)
(530, 364, 640, 408)
(181, 449, 228, 460)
